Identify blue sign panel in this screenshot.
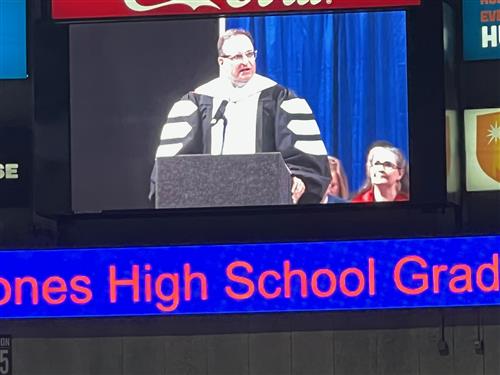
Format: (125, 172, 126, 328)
(0, 0, 26, 79)
(463, 0, 500, 61)
(0, 235, 499, 319)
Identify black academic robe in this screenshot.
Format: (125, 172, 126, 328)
(154, 74, 331, 204)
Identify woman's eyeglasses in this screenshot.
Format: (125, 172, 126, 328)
(371, 161, 399, 171)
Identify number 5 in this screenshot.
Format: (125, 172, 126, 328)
(0, 349, 9, 375)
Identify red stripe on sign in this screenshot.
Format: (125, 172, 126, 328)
(52, 0, 421, 20)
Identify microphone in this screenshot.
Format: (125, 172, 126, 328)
(210, 100, 229, 126)
(210, 100, 229, 154)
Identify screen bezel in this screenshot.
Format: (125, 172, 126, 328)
(32, 0, 447, 245)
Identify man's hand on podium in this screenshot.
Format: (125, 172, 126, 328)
(291, 176, 306, 204)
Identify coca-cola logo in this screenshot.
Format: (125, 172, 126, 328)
(124, 0, 324, 12)
(53, 0, 420, 20)
(125, 0, 219, 11)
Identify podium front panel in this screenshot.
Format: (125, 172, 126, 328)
(155, 153, 292, 209)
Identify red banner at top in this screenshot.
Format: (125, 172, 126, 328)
(52, 0, 420, 20)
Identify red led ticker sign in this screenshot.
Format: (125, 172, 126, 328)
(52, 0, 420, 20)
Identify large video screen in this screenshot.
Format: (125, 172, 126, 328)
(69, 11, 409, 212)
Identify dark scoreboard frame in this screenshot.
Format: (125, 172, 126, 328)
(29, 0, 451, 249)
(0, 0, 496, 341)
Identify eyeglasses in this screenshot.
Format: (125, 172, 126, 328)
(220, 50, 257, 63)
(371, 161, 399, 171)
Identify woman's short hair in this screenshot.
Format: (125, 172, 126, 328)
(358, 141, 409, 196)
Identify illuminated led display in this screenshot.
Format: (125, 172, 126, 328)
(0, 235, 499, 319)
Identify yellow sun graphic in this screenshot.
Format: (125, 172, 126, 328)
(486, 122, 500, 145)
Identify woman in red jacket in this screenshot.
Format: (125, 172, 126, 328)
(352, 142, 409, 203)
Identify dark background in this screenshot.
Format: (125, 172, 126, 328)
(70, 19, 218, 212)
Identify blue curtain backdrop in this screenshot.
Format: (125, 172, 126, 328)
(226, 12, 408, 193)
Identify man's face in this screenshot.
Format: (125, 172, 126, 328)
(218, 34, 256, 86)
(369, 147, 403, 187)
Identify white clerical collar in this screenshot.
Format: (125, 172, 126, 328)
(195, 74, 277, 102)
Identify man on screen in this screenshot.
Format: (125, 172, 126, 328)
(154, 29, 330, 204)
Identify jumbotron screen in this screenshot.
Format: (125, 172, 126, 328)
(69, 11, 409, 212)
